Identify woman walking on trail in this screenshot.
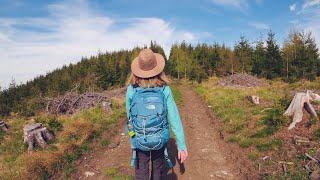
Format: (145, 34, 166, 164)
(126, 48, 188, 180)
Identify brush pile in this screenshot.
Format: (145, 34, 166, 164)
(219, 73, 265, 88)
(46, 88, 125, 115)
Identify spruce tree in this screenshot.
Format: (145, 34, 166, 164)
(234, 36, 253, 73)
(252, 37, 266, 76)
(264, 31, 282, 79)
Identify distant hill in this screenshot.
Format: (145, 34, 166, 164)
(0, 42, 166, 117)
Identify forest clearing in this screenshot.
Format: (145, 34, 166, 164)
(0, 18, 319, 180)
(2, 0, 320, 179)
(1, 75, 320, 179)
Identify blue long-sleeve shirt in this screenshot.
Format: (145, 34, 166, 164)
(125, 85, 187, 151)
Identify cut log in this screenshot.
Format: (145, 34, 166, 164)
(23, 123, 54, 151)
(284, 90, 320, 130)
(246, 95, 260, 105)
(0, 120, 8, 132)
(294, 135, 310, 145)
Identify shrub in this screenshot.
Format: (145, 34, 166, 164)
(101, 139, 109, 147)
(48, 118, 63, 132)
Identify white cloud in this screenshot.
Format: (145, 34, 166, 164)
(248, 22, 269, 30)
(0, 0, 197, 88)
(210, 0, 249, 10)
(295, 0, 320, 48)
(302, 0, 320, 9)
(289, 3, 296, 12)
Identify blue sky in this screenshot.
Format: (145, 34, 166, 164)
(0, 0, 319, 88)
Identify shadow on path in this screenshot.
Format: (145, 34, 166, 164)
(164, 138, 185, 180)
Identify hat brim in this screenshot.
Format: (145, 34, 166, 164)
(131, 53, 165, 78)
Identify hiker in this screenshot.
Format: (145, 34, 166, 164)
(126, 48, 188, 180)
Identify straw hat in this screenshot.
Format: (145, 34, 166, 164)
(131, 49, 165, 78)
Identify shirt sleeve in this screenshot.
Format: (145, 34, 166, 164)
(125, 85, 134, 119)
(164, 86, 187, 151)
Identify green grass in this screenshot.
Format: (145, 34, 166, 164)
(195, 78, 292, 149)
(247, 151, 259, 160)
(240, 137, 253, 148)
(171, 85, 183, 105)
(101, 139, 110, 146)
(103, 167, 134, 180)
(103, 167, 119, 177)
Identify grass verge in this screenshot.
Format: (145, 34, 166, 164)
(195, 77, 320, 178)
(0, 99, 125, 179)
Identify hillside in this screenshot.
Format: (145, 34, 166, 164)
(0, 42, 166, 117)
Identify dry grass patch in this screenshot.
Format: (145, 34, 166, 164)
(0, 98, 125, 179)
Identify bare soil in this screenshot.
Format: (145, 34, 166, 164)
(70, 84, 257, 179)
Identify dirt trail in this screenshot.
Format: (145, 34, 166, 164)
(71, 84, 252, 179)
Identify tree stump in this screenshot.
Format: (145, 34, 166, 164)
(102, 101, 111, 111)
(23, 123, 54, 151)
(284, 90, 320, 130)
(0, 120, 8, 132)
(246, 95, 260, 105)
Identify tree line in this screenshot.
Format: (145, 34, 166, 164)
(0, 30, 319, 117)
(167, 30, 320, 82)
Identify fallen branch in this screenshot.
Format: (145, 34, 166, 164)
(294, 135, 310, 145)
(305, 153, 320, 166)
(278, 161, 294, 165)
(282, 163, 287, 176)
(305, 161, 312, 173)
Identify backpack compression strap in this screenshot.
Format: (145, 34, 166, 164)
(164, 147, 174, 168)
(130, 149, 137, 167)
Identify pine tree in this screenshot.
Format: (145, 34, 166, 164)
(234, 36, 253, 73)
(304, 32, 319, 80)
(264, 31, 282, 79)
(252, 37, 266, 76)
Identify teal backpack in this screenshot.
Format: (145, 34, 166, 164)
(128, 86, 173, 168)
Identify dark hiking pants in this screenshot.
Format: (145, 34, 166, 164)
(135, 148, 165, 180)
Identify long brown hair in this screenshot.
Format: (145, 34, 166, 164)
(127, 72, 170, 88)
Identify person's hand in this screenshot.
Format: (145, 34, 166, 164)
(178, 150, 188, 164)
